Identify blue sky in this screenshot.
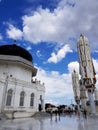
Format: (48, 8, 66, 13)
(0, 0, 98, 105)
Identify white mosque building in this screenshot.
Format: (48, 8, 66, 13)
(0, 44, 45, 119)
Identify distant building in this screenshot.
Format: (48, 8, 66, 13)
(0, 44, 45, 119)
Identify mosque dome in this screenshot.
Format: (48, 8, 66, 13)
(0, 44, 33, 62)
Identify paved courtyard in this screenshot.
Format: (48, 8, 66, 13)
(0, 114, 98, 130)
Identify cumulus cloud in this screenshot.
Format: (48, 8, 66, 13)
(6, 0, 98, 51)
(21, 0, 98, 49)
(48, 44, 73, 63)
(68, 61, 79, 73)
(34, 58, 98, 105)
(22, 6, 76, 44)
(35, 67, 74, 105)
(68, 59, 98, 85)
(6, 24, 23, 40)
(22, 8, 60, 43)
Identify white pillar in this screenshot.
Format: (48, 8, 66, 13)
(95, 88, 98, 101)
(88, 91, 96, 114)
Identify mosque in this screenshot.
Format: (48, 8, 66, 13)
(0, 44, 45, 119)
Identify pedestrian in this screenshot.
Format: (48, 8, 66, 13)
(58, 109, 61, 120)
(77, 110, 81, 119)
(50, 110, 53, 119)
(54, 110, 58, 117)
(83, 109, 87, 119)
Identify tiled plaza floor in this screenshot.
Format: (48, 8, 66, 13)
(0, 114, 98, 130)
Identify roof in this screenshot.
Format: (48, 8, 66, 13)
(0, 44, 33, 62)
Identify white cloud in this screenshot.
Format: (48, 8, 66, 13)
(48, 44, 73, 63)
(94, 50, 98, 53)
(6, 24, 23, 40)
(68, 59, 98, 88)
(35, 67, 74, 105)
(26, 46, 32, 51)
(20, 0, 98, 50)
(68, 61, 79, 74)
(36, 50, 42, 58)
(34, 58, 98, 105)
(5, 0, 98, 51)
(22, 8, 59, 43)
(92, 59, 98, 89)
(22, 6, 75, 44)
(93, 59, 98, 74)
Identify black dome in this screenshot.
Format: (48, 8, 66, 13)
(0, 44, 33, 62)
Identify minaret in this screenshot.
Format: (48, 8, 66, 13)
(72, 70, 80, 105)
(77, 34, 97, 115)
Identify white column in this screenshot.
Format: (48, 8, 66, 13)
(88, 91, 96, 114)
(95, 88, 98, 101)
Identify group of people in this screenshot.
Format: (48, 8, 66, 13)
(50, 109, 61, 121)
(49, 107, 87, 120)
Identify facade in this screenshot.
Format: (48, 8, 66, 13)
(0, 44, 45, 119)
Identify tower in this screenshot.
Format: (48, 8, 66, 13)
(77, 34, 97, 114)
(72, 70, 80, 105)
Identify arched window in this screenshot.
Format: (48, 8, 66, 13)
(19, 91, 25, 106)
(6, 89, 13, 106)
(30, 93, 34, 107)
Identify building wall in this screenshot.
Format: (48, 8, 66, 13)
(0, 55, 45, 117)
(0, 62, 32, 82)
(3, 79, 37, 111)
(0, 75, 45, 114)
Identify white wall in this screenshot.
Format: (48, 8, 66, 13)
(0, 55, 45, 115)
(0, 63, 32, 82)
(2, 80, 44, 112)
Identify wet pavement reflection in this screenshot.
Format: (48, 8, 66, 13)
(0, 115, 98, 130)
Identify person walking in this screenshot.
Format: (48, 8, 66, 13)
(77, 109, 81, 119)
(50, 109, 53, 119)
(83, 109, 87, 119)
